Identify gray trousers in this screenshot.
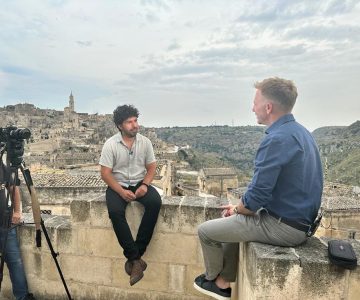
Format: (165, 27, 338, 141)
(198, 210, 308, 282)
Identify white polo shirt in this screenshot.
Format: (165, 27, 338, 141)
(99, 132, 156, 187)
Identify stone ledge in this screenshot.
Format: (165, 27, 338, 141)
(240, 237, 360, 299)
(70, 195, 228, 229)
(6, 196, 360, 300)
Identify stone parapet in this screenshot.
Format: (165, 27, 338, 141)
(1, 195, 359, 300)
(238, 237, 360, 300)
(1, 195, 227, 300)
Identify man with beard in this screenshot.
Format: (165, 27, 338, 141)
(99, 105, 161, 286)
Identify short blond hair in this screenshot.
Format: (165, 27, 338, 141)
(254, 77, 298, 112)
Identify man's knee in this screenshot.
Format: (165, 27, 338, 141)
(198, 221, 209, 239)
(108, 210, 126, 221)
(143, 187, 162, 210)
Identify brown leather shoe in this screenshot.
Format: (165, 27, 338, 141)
(125, 258, 147, 276)
(129, 259, 144, 286)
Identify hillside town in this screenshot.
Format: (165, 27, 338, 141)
(1, 95, 359, 300)
(1, 94, 358, 225)
(0, 93, 240, 202)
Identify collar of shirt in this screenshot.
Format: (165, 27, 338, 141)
(265, 114, 295, 135)
(115, 132, 137, 147)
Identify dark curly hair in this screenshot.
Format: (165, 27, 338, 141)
(113, 105, 139, 128)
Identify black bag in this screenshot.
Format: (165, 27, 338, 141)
(328, 240, 357, 270)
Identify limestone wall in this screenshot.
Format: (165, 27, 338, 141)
(1, 195, 359, 300)
(1, 195, 227, 300)
(238, 238, 360, 300)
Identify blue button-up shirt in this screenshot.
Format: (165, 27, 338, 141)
(243, 114, 323, 224)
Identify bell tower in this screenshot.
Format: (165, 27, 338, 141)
(69, 91, 75, 112)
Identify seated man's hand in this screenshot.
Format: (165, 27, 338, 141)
(135, 185, 148, 199)
(120, 189, 136, 202)
(220, 204, 236, 217)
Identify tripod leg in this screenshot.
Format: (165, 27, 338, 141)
(20, 165, 73, 300)
(40, 220, 73, 300)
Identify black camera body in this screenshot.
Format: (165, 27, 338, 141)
(0, 126, 31, 167)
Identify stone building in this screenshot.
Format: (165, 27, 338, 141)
(317, 183, 360, 239)
(198, 167, 238, 197)
(64, 92, 80, 130)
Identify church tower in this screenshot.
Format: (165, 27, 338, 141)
(69, 91, 75, 112)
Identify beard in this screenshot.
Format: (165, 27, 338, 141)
(122, 127, 138, 138)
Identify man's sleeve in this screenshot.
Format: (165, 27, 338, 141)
(99, 141, 114, 168)
(145, 138, 156, 166)
(243, 135, 297, 212)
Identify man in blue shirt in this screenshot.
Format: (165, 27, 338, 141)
(193, 77, 323, 300)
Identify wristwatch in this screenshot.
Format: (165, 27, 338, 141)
(233, 206, 239, 214)
(141, 182, 149, 188)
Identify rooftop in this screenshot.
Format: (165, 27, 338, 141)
(202, 167, 237, 176)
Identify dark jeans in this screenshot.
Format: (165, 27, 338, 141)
(0, 227, 29, 300)
(106, 184, 161, 261)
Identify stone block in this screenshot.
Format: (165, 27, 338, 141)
(89, 196, 112, 227)
(56, 226, 73, 254)
(97, 286, 150, 300)
(26, 273, 70, 300)
(348, 269, 360, 300)
(88, 227, 122, 257)
(71, 227, 93, 255)
(155, 197, 182, 233)
(60, 254, 112, 285)
(63, 281, 99, 300)
(144, 232, 198, 265)
(18, 225, 37, 248)
(22, 250, 43, 278)
(168, 264, 186, 293)
(179, 197, 206, 235)
(41, 252, 64, 282)
(242, 241, 302, 299)
(69, 227, 117, 259)
(71, 199, 91, 225)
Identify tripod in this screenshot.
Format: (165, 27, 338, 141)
(0, 158, 73, 299)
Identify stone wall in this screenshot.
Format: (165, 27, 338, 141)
(237, 238, 360, 300)
(1, 195, 227, 300)
(1, 195, 359, 300)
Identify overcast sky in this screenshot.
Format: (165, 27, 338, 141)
(0, 0, 359, 130)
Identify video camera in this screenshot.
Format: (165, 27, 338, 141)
(0, 126, 31, 167)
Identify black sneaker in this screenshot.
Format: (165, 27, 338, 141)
(193, 274, 231, 300)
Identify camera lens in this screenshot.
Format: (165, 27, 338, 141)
(9, 128, 31, 140)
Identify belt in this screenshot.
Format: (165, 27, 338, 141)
(267, 211, 310, 233)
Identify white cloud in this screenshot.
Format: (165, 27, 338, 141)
(0, 0, 359, 130)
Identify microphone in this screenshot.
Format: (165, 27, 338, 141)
(129, 151, 133, 155)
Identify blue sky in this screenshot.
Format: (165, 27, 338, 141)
(0, 0, 359, 130)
